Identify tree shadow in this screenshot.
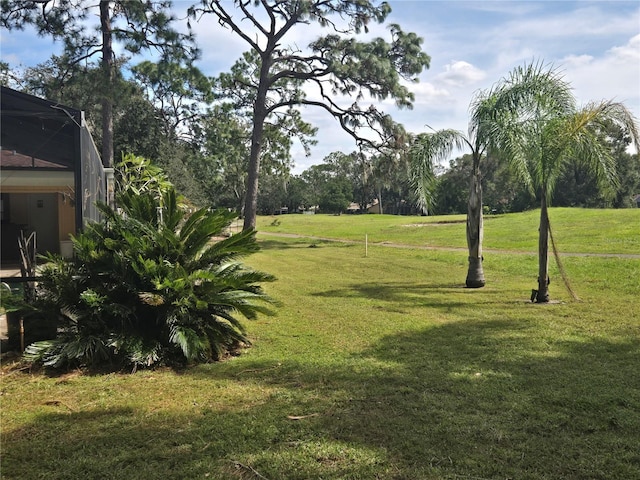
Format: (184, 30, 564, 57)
(4, 320, 638, 479)
(350, 321, 640, 478)
(186, 319, 639, 478)
(312, 280, 508, 312)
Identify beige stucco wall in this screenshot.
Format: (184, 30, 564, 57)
(57, 193, 75, 241)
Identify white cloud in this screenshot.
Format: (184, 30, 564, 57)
(561, 34, 640, 111)
(608, 33, 640, 62)
(410, 81, 452, 105)
(562, 54, 595, 68)
(494, 5, 639, 42)
(436, 61, 487, 87)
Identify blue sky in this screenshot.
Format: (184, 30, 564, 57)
(2, 1, 639, 174)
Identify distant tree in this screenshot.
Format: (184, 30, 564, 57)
(552, 120, 640, 208)
(191, 106, 251, 211)
(154, 142, 210, 207)
(355, 152, 377, 211)
(2, 0, 196, 167)
(302, 163, 335, 210)
(112, 86, 166, 161)
(369, 147, 409, 214)
(188, 0, 430, 230)
(423, 153, 532, 215)
(192, 103, 303, 212)
(319, 177, 353, 214)
(132, 60, 214, 141)
(479, 153, 534, 213)
(283, 176, 312, 212)
(432, 155, 472, 215)
(0, 61, 21, 88)
(613, 151, 640, 208)
(605, 121, 640, 207)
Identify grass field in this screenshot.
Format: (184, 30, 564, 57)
(2, 208, 639, 479)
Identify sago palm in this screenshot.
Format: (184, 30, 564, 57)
(25, 156, 276, 369)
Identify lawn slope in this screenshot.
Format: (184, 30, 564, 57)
(2, 209, 639, 479)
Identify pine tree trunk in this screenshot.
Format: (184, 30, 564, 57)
(536, 195, 551, 302)
(243, 116, 264, 231)
(100, 0, 114, 169)
(465, 166, 485, 288)
(243, 75, 268, 231)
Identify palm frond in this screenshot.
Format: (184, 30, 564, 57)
(169, 325, 209, 361)
(408, 129, 468, 213)
(196, 228, 261, 268)
(494, 60, 575, 116)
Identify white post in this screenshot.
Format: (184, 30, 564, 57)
(104, 167, 115, 208)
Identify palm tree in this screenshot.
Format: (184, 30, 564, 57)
(409, 62, 594, 289)
(408, 115, 490, 288)
(494, 66, 639, 302)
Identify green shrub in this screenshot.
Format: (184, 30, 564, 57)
(22, 155, 276, 370)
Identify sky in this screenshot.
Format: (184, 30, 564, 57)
(2, 1, 639, 174)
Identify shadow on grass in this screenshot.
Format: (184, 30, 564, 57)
(258, 238, 360, 251)
(312, 280, 508, 312)
(4, 320, 639, 479)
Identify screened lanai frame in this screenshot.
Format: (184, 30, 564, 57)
(1, 86, 106, 229)
(1, 86, 107, 267)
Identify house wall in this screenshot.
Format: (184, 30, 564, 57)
(8, 192, 28, 223)
(367, 203, 382, 214)
(1, 171, 76, 258)
(58, 193, 75, 241)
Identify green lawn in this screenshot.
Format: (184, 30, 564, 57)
(2, 208, 639, 479)
(256, 207, 640, 254)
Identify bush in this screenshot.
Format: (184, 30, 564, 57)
(20, 155, 276, 370)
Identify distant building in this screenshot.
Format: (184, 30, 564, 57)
(347, 199, 382, 214)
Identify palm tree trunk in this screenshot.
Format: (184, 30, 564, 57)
(536, 195, 550, 302)
(465, 167, 485, 288)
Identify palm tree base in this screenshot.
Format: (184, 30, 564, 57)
(465, 257, 485, 288)
(531, 289, 550, 303)
(466, 279, 486, 288)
